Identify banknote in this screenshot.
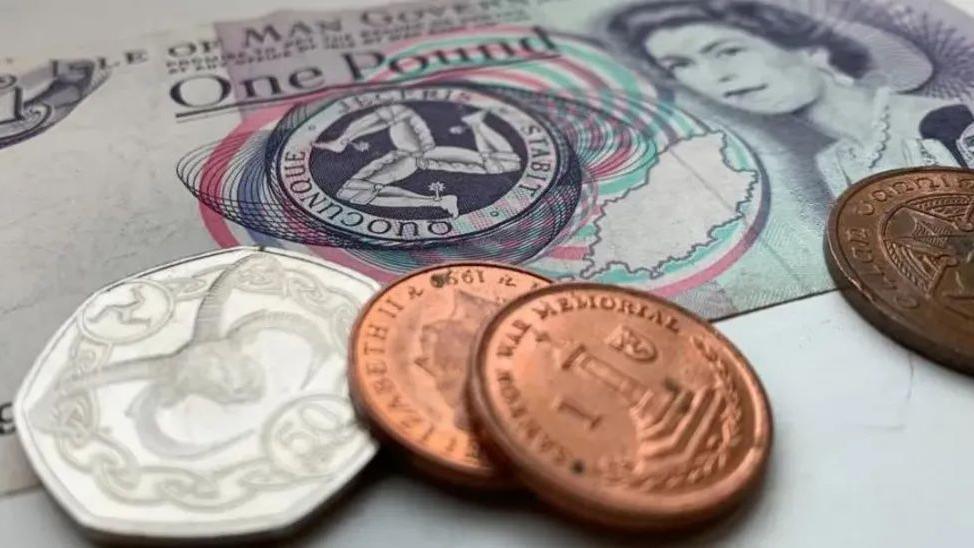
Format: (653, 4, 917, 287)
(3, 0, 974, 494)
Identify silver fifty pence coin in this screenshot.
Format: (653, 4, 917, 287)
(15, 246, 380, 541)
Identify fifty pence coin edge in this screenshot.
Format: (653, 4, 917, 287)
(467, 282, 773, 529)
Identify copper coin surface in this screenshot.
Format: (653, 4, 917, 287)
(349, 262, 550, 487)
(827, 167, 974, 372)
(468, 283, 772, 529)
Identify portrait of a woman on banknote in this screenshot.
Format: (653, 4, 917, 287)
(605, 0, 974, 196)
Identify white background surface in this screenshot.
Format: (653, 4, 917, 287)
(2, 1, 974, 546)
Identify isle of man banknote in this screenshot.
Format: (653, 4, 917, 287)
(4, 0, 974, 494)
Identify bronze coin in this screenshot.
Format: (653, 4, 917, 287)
(468, 283, 772, 530)
(826, 167, 974, 372)
(349, 262, 550, 488)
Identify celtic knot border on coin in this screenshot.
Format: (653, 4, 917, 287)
(41, 258, 362, 511)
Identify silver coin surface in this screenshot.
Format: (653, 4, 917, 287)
(15, 246, 379, 540)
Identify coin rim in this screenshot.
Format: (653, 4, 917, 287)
(468, 282, 773, 529)
(347, 261, 550, 488)
(14, 245, 380, 540)
(825, 166, 974, 371)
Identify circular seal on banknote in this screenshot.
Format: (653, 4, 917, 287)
(827, 167, 974, 372)
(348, 262, 549, 488)
(267, 84, 579, 250)
(468, 283, 772, 530)
(14, 246, 379, 541)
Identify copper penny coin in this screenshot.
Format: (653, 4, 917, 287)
(349, 262, 550, 487)
(468, 283, 772, 530)
(827, 167, 974, 372)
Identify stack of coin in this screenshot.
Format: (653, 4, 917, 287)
(348, 263, 548, 489)
(15, 250, 774, 540)
(13, 167, 972, 541)
(826, 167, 974, 373)
(348, 263, 773, 530)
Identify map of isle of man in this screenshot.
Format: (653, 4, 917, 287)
(581, 132, 757, 279)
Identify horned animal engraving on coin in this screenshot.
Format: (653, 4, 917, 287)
(15, 247, 378, 538)
(43, 255, 335, 459)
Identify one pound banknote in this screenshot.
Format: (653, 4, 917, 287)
(4, 0, 974, 494)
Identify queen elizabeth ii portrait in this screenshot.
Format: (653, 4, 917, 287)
(603, 0, 974, 197)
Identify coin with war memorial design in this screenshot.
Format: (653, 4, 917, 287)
(349, 262, 549, 487)
(14, 246, 378, 540)
(468, 283, 772, 529)
(827, 167, 974, 372)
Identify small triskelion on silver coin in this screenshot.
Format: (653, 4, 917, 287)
(15, 246, 378, 540)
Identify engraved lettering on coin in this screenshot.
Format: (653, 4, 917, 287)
(469, 283, 771, 529)
(265, 394, 362, 477)
(552, 396, 603, 431)
(827, 167, 974, 372)
(350, 263, 549, 487)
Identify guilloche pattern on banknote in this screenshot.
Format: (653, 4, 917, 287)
(172, 25, 776, 319)
(167, 0, 974, 318)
